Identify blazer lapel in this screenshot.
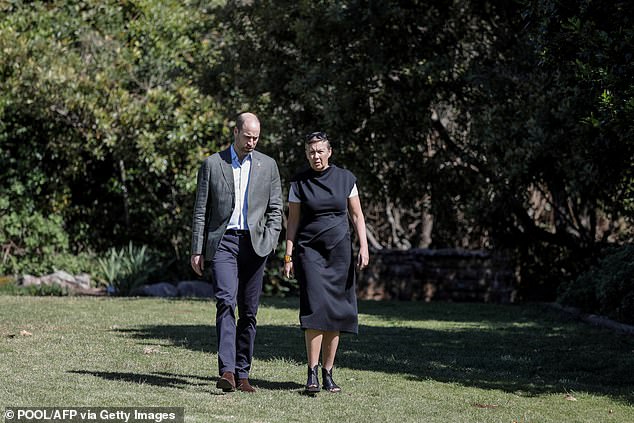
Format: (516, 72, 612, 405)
(219, 147, 234, 192)
(248, 152, 262, 200)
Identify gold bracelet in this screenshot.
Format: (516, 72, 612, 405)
(284, 255, 292, 263)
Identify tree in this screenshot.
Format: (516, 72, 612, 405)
(443, 0, 634, 296)
(2, 0, 631, 300)
(0, 0, 226, 270)
(208, 0, 512, 249)
(207, 0, 633, 298)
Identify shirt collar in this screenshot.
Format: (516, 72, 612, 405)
(230, 144, 252, 164)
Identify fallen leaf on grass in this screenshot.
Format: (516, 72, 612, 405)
(472, 403, 498, 409)
(564, 394, 577, 401)
(19, 330, 32, 336)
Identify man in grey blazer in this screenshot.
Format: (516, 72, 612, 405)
(191, 112, 282, 393)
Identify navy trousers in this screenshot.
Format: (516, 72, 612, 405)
(210, 232, 267, 379)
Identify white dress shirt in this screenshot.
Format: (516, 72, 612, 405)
(227, 145, 252, 230)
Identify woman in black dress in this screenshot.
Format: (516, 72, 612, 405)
(283, 131, 369, 393)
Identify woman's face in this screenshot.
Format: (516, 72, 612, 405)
(305, 140, 332, 171)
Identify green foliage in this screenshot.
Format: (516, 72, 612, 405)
(210, 1, 453, 227)
(558, 244, 634, 324)
(0, 0, 226, 259)
(0, 207, 67, 275)
(210, 0, 633, 290)
(1, 0, 632, 300)
(0, 275, 70, 296)
(97, 242, 161, 295)
(557, 267, 600, 314)
(0, 276, 18, 295)
(595, 246, 634, 324)
(48, 252, 98, 276)
(232, 0, 632, 295)
(0, 200, 99, 276)
(0, 281, 69, 297)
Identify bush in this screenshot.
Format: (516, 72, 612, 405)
(0, 275, 69, 296)
(557, 268, 600, 314)
(0, 208, 93, 276)
(558, 244, 634, 325)
(0, 282, 69, 296)
(97, 242, 161, 295)
(595, 245, 634, 324)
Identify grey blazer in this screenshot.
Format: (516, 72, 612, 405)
(191, 147, 283, 261)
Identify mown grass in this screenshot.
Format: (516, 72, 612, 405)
(0, 296, 632, 423)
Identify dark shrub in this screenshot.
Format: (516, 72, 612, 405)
(595, 245, 634, 324)
(558, 244, 634, 325)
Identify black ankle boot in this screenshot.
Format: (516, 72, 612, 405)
(322, 367, 341, 393)
(305, 365, 320, 393)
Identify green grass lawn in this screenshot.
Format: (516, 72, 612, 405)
(1, 296, 632, 423)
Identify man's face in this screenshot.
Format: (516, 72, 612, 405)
(234, 119, 260, 158)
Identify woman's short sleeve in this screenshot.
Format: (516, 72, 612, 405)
(288, 185, 301, 202)
(349, 183, 358, 198)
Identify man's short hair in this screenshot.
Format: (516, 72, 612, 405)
(236, 112, 260, 132)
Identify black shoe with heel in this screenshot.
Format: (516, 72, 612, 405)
(305, 365, 320, 393)
(322, 367, 341, 393)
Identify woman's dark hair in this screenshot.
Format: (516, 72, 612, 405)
(304, 131, 331, 148)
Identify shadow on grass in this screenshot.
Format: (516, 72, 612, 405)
(68, 370, 302, 393)
(68, 370, 214, 390)
(114, 324, 216, 353)
(85, 300, 633, 404)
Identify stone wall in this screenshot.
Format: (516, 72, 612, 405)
(357, 248, 517, 303)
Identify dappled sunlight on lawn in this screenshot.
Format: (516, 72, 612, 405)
(107, 300, 634, 406)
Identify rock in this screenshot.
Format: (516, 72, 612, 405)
(176, 280, 214, 298)
(19, 275, 40, 287)
(129, 282, 178, 297)
(74, 273, 92, 289)
(18, 271, 96, 293)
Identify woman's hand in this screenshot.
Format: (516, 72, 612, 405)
(348, 195, 369, 271)
(284, 261, 294, 279)
(357, 249, 369, 270)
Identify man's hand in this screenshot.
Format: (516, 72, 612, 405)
(191, 254, 204, 276)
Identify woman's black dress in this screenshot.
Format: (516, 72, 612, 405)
(290, 165, 358, 334)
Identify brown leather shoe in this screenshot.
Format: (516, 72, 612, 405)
(216, 372, 236, 392)
(236, 378, 256, 393)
